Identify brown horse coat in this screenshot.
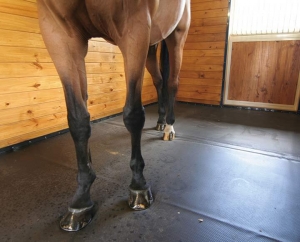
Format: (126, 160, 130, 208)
(37, 0, 190, 231)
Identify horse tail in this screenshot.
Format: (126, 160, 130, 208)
(160, 40, 169, 107)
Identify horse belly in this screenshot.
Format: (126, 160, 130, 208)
(150, 0, 186, 45)
(85, 0, 136, 44)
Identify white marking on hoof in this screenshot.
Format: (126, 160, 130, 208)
(163, 124, 175, 141)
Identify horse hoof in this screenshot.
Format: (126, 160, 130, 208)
(60, 204, 96, 231)
(155, 123, 166, 131)
(163, 131, 175, 141)
(128, 186, 153, 210)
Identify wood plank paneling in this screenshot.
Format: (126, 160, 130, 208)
(0, 29, 45, 48)
(181, 64, 223, 72)
(0, 89, 64, 109)
(183, 56, 224, 65)
(0, 100, 67, 126)
(180, 70, 223, 79)
(192, 8, 228, 19)
(189, 25, 227, 35)
(184, 41, 225, 50)
(0, 46, 124, 63)
(0, 12, 40, 33)
(179, 0, 228, 104)
(0, 0, 157, 149)
(0, 0, 38, 18)
(186, 33, 226, 42)
(228, 40, 300, 105)
(0, 0, 229, 148)
(191, 0, 229, 11)
(184, 49, 225, 57)
(0, 123, 68, 149)
(191, 16, 228, 27)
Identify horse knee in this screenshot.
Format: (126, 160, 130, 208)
(123, 106, 145, 133)
(68, 112, 91, 142)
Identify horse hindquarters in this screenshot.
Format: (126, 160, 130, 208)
(37, 1, 96, 231)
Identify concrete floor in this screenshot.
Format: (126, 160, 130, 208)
(1, 103, 300, 242)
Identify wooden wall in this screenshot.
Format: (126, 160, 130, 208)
(0, 0, 230, 149)
(225, 40, 300, 110)
(178, 0, 228, 105)
(0, 0, 157, 149)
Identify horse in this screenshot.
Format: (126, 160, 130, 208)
(37, 0, 191, 231)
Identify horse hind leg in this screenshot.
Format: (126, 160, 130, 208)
(37, 2, 96, 231)
(146, 45, 166, 131)
(163, 2, 190, 141)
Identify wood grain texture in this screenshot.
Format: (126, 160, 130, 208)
(0, 0, 229, 148)
(0, 0, 38, 18)
(0, 3, 157, 149)
(191, 0, 229, 11)
(228, 41, 300, 105)
(178, 0, 228, 105)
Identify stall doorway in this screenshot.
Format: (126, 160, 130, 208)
(224, 0, 300, 111)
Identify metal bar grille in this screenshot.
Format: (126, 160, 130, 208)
(230, 0, 300, 35)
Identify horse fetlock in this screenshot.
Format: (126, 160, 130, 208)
(130, 175, 147, 190)
(77, 169, 96, 186)
(71, 170, 96, 209)
(70, 187, 94, 209)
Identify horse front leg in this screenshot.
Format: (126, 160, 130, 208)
(60, 95, 97, 231)
(37, 1, 96, 231)
(123, 105, 153, 209)
(119, 28, 153, 210)
(146, 45, 166, 131)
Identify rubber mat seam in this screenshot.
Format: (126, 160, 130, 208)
(101, 121, 300, 163)
(158, 199, 282, 242)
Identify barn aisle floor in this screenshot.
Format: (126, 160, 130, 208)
(1, 103, 300, 242)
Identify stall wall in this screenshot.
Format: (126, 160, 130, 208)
(223, 0, 300, 111)
(179, 0, 228, 105)
(224, 40, 300, 111)
(0, 0, 157, 149)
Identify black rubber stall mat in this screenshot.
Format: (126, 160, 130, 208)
(0, 103, 300, 242)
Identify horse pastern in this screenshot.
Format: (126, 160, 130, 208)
(155, 123, 166, 131)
